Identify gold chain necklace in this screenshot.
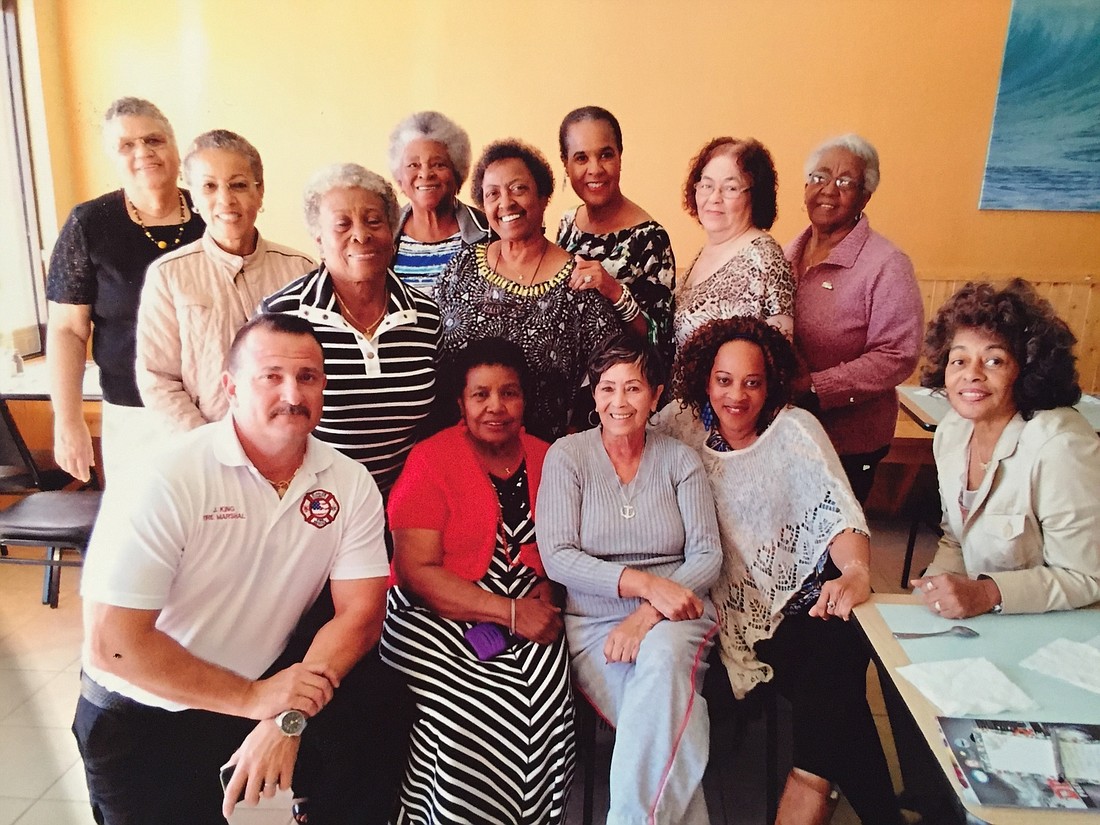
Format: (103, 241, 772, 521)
(334, 290, 387, 335)
(492, 239, 548, 287)
(264, 460, 303, 499)
(128, 190, 187, 250)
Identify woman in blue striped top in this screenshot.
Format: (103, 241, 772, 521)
(388, 111, 490, 297)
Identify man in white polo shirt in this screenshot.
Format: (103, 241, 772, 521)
(74, 313, 390, 825)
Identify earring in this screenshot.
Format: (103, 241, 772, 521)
(588, 409, 600, 428)
(701, 400, 715, 431)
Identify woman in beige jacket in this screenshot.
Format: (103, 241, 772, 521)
(135, 129, 314, 432)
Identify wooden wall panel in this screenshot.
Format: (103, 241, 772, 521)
(910, 276, 1099, 393)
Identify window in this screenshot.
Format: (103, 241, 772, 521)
(1, 0, 44, 357)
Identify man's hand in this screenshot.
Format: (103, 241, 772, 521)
(604, 604, 662, 663)
(911, 573, 1002, 619)
(241, 663, 338, 720)
(221, 720, 300, 819)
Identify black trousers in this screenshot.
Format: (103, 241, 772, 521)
(754, 612, 903, 825)
(74, 584, 413, 825)
(74, 693, 256, 825)
(839, 444, 892, 505)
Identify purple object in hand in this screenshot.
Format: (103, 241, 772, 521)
(464, 622, 511, 660)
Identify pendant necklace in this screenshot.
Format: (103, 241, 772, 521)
(128, 190, 187, 250)
(334, 290, 387, 336)
(616, 476, 637, 520)
(264, 459, 303, 499)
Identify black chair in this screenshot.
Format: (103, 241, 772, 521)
(575, 645, 782, 825)
(0, 490, 101, 606)
(898, 464, 942, 588)
(0, 398, 102, 607)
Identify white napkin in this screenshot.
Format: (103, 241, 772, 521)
(896, 657, 1036, 715)
(1020, 638, 1100, 695)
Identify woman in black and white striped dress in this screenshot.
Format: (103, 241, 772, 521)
(380, 339, 575, 824)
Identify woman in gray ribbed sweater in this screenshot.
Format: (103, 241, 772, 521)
(539, 334, 721, 825)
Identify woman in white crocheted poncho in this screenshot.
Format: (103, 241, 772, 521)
(655, 316, 903, 825)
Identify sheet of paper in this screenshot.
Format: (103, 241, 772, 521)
(1063, 740, 1100, 784)
(1020, 638, 1100, 695)
(982, 730, 1056, 776)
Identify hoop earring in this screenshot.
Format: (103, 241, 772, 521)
(588, 409, 600, 428)
(701, 400, 715, 431)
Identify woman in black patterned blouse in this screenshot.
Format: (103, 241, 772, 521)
(556, 106, 676, 368)
(435, 139, 621, 442)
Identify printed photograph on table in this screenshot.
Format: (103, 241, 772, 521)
(979, 0, 1100, 212)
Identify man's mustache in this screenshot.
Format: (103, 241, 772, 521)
(269, 404, 310, 419)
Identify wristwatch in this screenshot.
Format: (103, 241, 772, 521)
(274, 709, 307, 736)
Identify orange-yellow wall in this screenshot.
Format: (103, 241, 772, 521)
(24, 0, 1100, 282)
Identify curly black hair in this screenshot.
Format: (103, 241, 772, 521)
(672, 317, 798, 434)
(449, 337, 532, 403)
(470, 139, 555, 209)
(682, 137, 779, 230)
(921, 278, 1080, 419)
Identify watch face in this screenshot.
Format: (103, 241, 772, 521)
(277, 710, 307, 736)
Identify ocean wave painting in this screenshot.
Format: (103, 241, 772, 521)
(980, 0, 1100, 212)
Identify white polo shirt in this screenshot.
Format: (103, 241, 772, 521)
(81, 417, 390, 711)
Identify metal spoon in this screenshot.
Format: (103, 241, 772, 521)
(893, 626, 980, 640)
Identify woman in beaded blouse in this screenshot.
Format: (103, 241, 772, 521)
(434, 139, 621, 442)
(656, 317, 902, 825)
(556, 106, 675, 367)
(673, 137, 794, 352)
(46, 97, 205, 485)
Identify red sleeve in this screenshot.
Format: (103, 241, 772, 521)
(386, 444, 449, 531)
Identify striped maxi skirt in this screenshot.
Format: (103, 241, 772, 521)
(379, 561, 576, 824)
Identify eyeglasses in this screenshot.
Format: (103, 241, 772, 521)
(693, 181, 751, 200)
(117, 135, 170, 154)
(807, 172, 863, 191)
(198, 180, 261, 196)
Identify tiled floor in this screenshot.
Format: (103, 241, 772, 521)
(0, 518, 941, 824)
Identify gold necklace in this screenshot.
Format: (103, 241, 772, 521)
(264, 459, 304, 498)
(334, 290, 387, 335)
(492, 240, 548, 287)
(128, 190, 187, 250)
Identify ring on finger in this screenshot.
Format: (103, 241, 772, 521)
(827, 600, 836, 609)
(583, 275, 592, 283)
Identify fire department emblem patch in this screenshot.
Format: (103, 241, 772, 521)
(301, 489, 340, 528)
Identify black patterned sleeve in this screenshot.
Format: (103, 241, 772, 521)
(623, 224, 676, 364)
(46, 210, 97, 305)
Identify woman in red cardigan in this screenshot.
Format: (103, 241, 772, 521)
(379, 338, 575, 825)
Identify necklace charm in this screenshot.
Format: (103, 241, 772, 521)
(129, 191, 187, 250)
(620, 503, 636, 519)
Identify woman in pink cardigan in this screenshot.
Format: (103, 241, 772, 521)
(379, 338, 575, 825)
(786, 133, 924, 503)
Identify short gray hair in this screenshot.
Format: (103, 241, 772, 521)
(183, 129, 264, 187)
(387, 111, 472, 188)
(302, 163, 399, 236)
(803, 133, 880, 194)
(103, 97, 175, 143)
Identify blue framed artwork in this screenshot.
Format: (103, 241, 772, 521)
(980, 0, 1100, 212)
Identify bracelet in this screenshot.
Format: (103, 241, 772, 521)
(509, 599, 516, 635)
(611, 284, 641, 323)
